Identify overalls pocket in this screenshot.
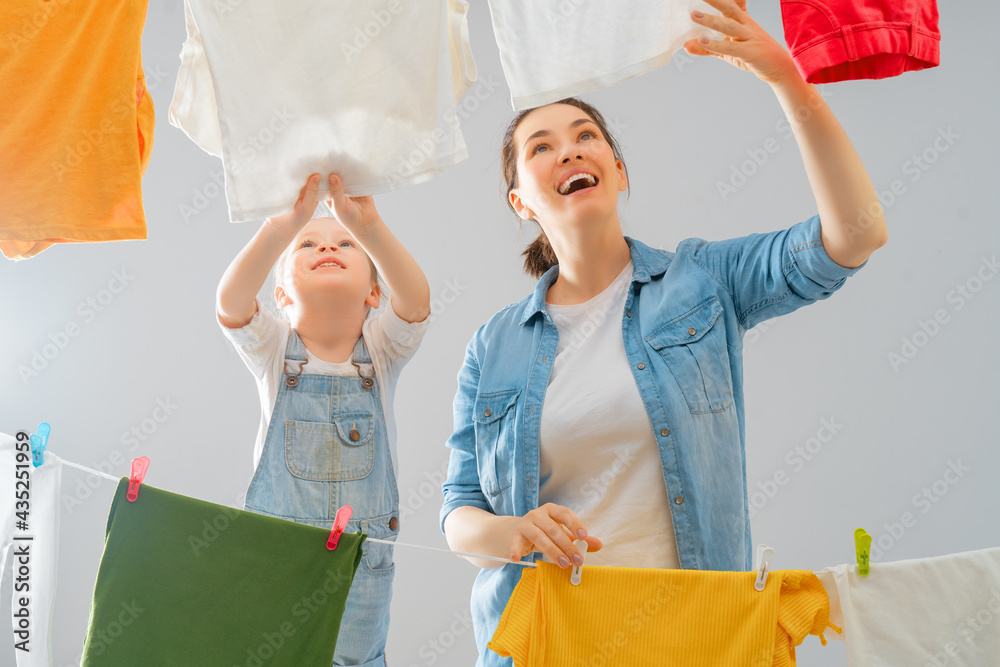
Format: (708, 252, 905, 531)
(284, 413, 375, 481)
(473, 389, 520, 498)
(647, 298, 734, 414)
(361, 513, 399, 575)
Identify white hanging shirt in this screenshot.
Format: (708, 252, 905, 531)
(485, 0, 719, 110)
(170, 0, 478, 222)
(817, 547, 1000, 666)
(539, 261, 680, 569)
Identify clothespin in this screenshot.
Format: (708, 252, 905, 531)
(754, 544, 775, 592)
(327, 506, 353, 550)
(29, 422, 50, 467)
(570, 539, 588, 586)
(126, 456, 150, 502)
(854, 528, 872, 577)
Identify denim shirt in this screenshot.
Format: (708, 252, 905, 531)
(439, 215, 867, 666)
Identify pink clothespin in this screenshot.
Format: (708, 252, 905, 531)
(127, 456, 150, 502)
(327, 506, 353, 550)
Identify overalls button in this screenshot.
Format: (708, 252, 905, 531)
(388, 517, 398, 530)
(349, 428, 360, 442)
(361, 377, 375, 389)
(285, 375, 299, 387)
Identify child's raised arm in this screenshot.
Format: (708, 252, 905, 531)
(326, 174, 431, 324)
(217, 174, 323, 329)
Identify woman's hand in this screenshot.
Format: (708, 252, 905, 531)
(326, 173, 382, 235)
(683, 0, 799, 86)
(503, 503, 604, 567)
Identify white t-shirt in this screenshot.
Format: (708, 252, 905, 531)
(485, 0, 719, 110)
(539, 262, 680, 569)
(219, 300, 428, 476)
(170, 0, 478, 222)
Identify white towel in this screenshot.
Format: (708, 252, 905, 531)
(818, 547, 1000, 666)
(485, 0, 718, 111)
(2, 432, 63, 667)
(169, 0, 477, 222)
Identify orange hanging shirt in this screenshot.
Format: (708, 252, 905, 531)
(489, 562, 838, 667)
(0, 0, 154, 261)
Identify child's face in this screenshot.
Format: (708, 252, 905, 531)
(279, 217, 378, 311)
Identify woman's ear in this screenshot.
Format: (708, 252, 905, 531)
(616, 159, 628, 192)
(509, 189, 534, 220)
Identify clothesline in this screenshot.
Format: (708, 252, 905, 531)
(53, 453, 536, 568)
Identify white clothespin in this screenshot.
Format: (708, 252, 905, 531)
(570, 539, 588, 586)
(754, 544, 775, 592)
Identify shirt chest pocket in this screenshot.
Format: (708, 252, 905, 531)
(473, 389, 520, 498)
(284, 412, 375, 481)
(646, 298, 734, 414)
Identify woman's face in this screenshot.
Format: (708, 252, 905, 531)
(510, 103, 627, 228)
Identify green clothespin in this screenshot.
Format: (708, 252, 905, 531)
(854, 528, 872, 577)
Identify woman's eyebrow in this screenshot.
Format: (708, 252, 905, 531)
(523, 118, 596, 146)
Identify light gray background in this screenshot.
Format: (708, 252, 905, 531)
(3, 1, 999, 665)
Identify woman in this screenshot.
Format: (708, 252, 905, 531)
(440, 1, 887, 663)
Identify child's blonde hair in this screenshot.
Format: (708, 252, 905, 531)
(271, 201, 384, 320)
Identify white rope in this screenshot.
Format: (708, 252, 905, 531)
(55, 456, 120, 482)
(51, 454, 536, 568)
(365, 537, 537, 568)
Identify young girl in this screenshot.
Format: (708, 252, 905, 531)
(217, 173, 430, 666)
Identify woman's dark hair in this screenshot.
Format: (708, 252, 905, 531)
(500, 97, 630, 278)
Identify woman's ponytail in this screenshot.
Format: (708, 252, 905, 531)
(522, 230, 558, 279)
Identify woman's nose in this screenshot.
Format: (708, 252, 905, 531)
(560, 154, 583, 164)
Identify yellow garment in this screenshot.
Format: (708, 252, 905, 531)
(0, 0, 154, 261)
(489, 562, 838, 667)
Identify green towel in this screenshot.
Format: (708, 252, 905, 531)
(81, 479, 365, 666)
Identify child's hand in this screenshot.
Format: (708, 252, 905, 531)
(326, 174, 382, 235)
(266, 173, 323, 236)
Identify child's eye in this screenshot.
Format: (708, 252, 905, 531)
(300, 240, 314, 248)
(339, 240, 353, 248)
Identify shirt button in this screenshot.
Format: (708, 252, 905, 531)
(688, 327, 696, 336)
(637, 363, 645, 370)
(484, 408, 491, 417)
(388, 517, 398, 530)
(661, 428, 670, 436)
(626, 310, 632, 318)
(675, 497, 684, 505)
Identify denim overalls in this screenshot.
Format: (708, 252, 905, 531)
(245, 329, 399, 667)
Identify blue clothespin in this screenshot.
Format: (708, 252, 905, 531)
(30, 422, 50, 467)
